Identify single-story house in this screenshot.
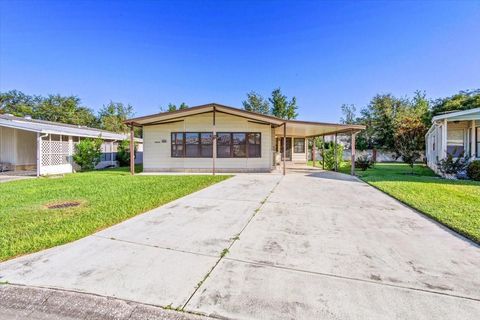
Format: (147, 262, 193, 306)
(426, 107, 480, 174)
(125, 103, 364, 175)
(0, 114, 143, 176)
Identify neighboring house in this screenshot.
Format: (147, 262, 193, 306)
(0, 114, 143, 176)
(426, 107, 480, 174)
(125, 103, 364, 174)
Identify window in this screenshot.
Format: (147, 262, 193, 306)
(247, 133, 261, 157)
(171, 132, 261, 158)
(232, 133, 247, 157)
(217, 133, 232, 158)
(477, 127, 480, 158)
(447, 129, 465, 157)
(171, 132, 213, 158)
(171, 132, 184, 157)
(293, 138, 305, 153)
(217, 132, 261, 158)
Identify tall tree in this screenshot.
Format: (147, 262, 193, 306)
(394, 113, 426, 173)
(98, 102, 134, 133)
(340, 104, 357, 124)
(35, 94, 98, 127)
(162, 102, 189, 112)
(431, 89, 480, 117)
(269, 88, 298, 119)
(0, 90, 40, 117)
(242, 91, 270, 114)
(167, 103, 177, 112)
(368, 94, 408, 150)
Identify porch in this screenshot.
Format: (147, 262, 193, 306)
(426, 107, 480, 173)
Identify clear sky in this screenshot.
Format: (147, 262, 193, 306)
(1, 0, 479, 122)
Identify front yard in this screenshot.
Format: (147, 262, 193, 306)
(0, 168, 229, 261)
(341, 163, 480, 243)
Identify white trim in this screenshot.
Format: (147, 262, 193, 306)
(432, 107, 480, 122)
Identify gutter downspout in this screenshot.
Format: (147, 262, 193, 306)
(37, 132, 49, 177)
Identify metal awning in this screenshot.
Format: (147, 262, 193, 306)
(0, 115, 129, 140)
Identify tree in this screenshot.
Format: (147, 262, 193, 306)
(340, 104, 356, 124)
(431, 89, 480, 117)
(35, 94, 98, 127)
(116, 140, 137, 166)
(394, 114, 426, 173)
(368, 94, 408, 150)
(167, 103, 177, 112)
(0, 90, 39, 117)
(242, 91, 270, 114)
(269, 88, 298, 119)
(98, 102, 134, 133)
(163, 102, 188, 112)
(73, 138, 103, 171)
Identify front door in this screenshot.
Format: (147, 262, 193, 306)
(279, 137, 292, 161)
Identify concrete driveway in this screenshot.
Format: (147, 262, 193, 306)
(1, 171, 479, 319)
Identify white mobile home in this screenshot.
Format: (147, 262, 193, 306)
(425, 107, 480, 174)
(125, 103, 364, 174)
(0, 114, 142, 176)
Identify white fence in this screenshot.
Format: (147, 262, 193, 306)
(310, 149, 425, 163)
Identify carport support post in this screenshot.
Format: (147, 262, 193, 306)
(312, 137, 316, 167)
(130, 124, 135, 175)
(212, 106, 216, 176)
(351, 131, 356, 176)
(283, 122, 286, 175)
(36, 132, 41, 177)
(334, 133, 338, 172)
(322, 135, 325, 170)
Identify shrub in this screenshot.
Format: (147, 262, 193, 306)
(355, 155, 374, 171)
(467, 160, 480, 181)
(73, 138, 102, 171)
(437, 150, 469, 176)
(321, 142, 344, 170)
(116, 140, 135, 167)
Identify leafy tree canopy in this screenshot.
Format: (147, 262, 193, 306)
(162, 102, 189, 112)
(0, 90, 98, 127)
(98, 101, 134, 133)
(242, 91, 271, 115)
(431, 89, 480, 117)
(269, 88, 298, 120)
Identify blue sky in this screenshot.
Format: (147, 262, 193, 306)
(1, 0, 479, 122)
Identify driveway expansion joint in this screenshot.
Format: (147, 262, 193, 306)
(222, 257, 480, 302)
(92, 235, 219, 259)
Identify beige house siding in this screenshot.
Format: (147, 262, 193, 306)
(143, 112, 273, 172)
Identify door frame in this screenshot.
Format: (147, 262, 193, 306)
(278, 137, 292, 161)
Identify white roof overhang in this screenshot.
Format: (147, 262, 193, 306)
(432, 107, 480, 122)
(0, 117, 128, 140)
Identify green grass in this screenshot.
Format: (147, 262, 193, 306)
(340, 163, 480, 243)
(0, 167, 229, 261)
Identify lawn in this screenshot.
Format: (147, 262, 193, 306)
(334, 162, 480, 243)
(0, 167, 229, 261)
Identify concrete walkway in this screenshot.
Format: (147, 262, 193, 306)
(1, 171, 479, 319)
